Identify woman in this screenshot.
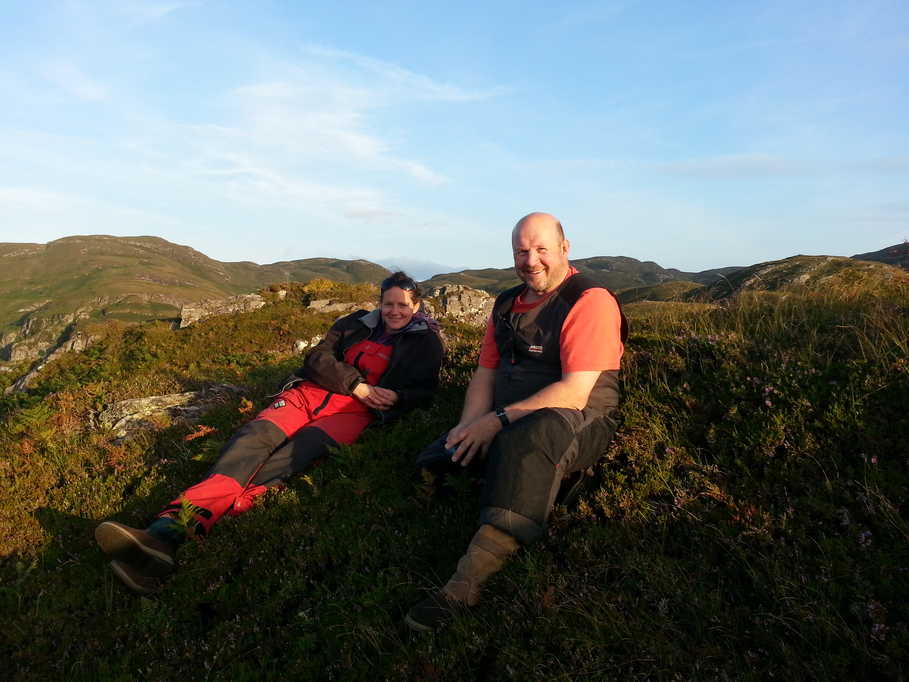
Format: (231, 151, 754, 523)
(95, 272, 443, 593)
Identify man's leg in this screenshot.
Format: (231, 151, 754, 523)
(406, 408, 615, 630)
(479, 407, 614, 543)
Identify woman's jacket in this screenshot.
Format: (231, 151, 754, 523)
(284, 309, 444, 424)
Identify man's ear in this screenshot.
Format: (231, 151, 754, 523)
(562, 238, 570, 255)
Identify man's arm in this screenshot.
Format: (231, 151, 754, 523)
(446, 369, 602, 467)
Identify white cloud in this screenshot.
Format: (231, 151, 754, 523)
(655, 154, 909, 179)
(223, 60, 454, 185)
(303, 45, 506, 102)
(0, 185, 186, 245)
(116, 0, 199, 24)
(39, 60, 107, 101)
(656, 154, 808, 178)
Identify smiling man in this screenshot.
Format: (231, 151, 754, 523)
(406, 212, 628, 631)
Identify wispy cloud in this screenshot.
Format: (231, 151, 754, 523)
(303, 45, 507, 102)
(116, 0, 200, 24)
(655, 154, 909, 179)
(39, 60, 107, 101)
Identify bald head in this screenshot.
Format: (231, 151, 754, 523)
(511, 212, 571, 297)
(512, 212, 565, 244)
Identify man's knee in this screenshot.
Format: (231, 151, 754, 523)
(490, 407, 577, 467)
(479, 506, 542, 545)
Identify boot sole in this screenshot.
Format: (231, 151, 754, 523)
(403, 613, 436, 633)
(95, 522, 174, 577)
(109, 560, 158, 595)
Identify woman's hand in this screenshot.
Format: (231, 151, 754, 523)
(352, 383, 399, 410)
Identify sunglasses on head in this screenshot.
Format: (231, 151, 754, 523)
(380, 276, 417, 292)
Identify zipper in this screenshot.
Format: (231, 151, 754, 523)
(312, 392, 333, 416)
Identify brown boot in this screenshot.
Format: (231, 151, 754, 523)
(95, 521, 176, 577)
(442, 524, 519, 606)
(405, 525, 519, 632)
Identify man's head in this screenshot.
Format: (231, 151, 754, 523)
(511, 212, 571, 296)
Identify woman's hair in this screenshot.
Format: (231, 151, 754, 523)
(380, 271, 422, 302)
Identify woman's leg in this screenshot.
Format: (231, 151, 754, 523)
(228, 411, 374, 512)
(156, 418, 289, 536)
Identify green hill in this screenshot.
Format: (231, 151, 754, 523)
(0, 279, 906, 679)
(853, 242, 909, 270)
(423, 257, 746, 295)
(695, 254, 909, 301)
(0, 235, 389, 363)
(616, 280, 705, 304)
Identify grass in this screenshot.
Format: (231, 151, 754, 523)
(0, 280, 907, 680)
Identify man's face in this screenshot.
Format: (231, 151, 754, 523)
(512, 218, 570, 295)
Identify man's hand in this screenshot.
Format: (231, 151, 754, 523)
(445, 412, 502, 467)
(352, 383, 398, 410)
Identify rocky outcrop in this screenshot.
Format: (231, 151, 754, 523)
(179, 294, 267, 328)
(2, 309, 89, 362)
(98, 384, 245, 441)
(4, 331, 101, 394)
(700, 255, 909, 301)
(307, 299, 376, 314)
(423, 285, 493, 326)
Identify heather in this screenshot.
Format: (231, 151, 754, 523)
(1, 282, 906, 680)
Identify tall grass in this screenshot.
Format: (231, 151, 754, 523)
(0, 282, 906, 680)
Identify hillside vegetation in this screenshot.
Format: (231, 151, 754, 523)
(421, 256, 719, 294)
(697, 255, 908, 301)
(0, 235, 389, 364)
(853, 242, 909, 271)
(1, 277, 907, 680)
(0, 236, 387, 326)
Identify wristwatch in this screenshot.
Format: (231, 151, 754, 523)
(494, 406, 510, 427)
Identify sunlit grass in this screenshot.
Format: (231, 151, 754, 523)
(0, 281, 906, 680)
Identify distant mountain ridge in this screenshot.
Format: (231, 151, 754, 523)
(422, 256, 746, 294)
(0, 235, 389, 363)
(2, 235, 906, 366)
(852, 242, 909, 270)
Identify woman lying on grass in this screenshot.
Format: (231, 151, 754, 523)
(95, 272, 444, 594)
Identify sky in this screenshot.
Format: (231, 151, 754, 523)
(1, 1, 907, 274)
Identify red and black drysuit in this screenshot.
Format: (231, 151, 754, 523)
(158, 309, 443, 536)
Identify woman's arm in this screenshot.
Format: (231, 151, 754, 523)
(381, 331, 444, 413)
(297, 313, 367, 395)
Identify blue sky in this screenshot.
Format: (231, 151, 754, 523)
(1, 1, 907, 273)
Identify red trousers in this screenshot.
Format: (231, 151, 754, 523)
(159, 382, 373, 535)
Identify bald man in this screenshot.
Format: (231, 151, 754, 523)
(406, 212, 627, 631)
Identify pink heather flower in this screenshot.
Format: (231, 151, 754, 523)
(872, 623, 889, 641)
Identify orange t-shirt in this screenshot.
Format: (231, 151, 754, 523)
(478, 267, 624, 372)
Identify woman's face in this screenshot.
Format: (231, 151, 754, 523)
(380, 286, 420, 331)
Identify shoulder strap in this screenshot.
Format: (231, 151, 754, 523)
(492, 283, 526, 319)
(557, 274, 629, 343)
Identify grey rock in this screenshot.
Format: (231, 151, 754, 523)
(98, 384, 245, 441)
(307, 299, 376, 314)
(4, 331, 101, 394)
(293, 335, 324, 353)
(179, 294, 266, 328)
(423, 285, 493, 326)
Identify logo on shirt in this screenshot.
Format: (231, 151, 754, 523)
(528, 345, 543, 354)
(272, 400, 286, 409)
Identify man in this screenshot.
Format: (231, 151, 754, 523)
(405, 212, 627, 631)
